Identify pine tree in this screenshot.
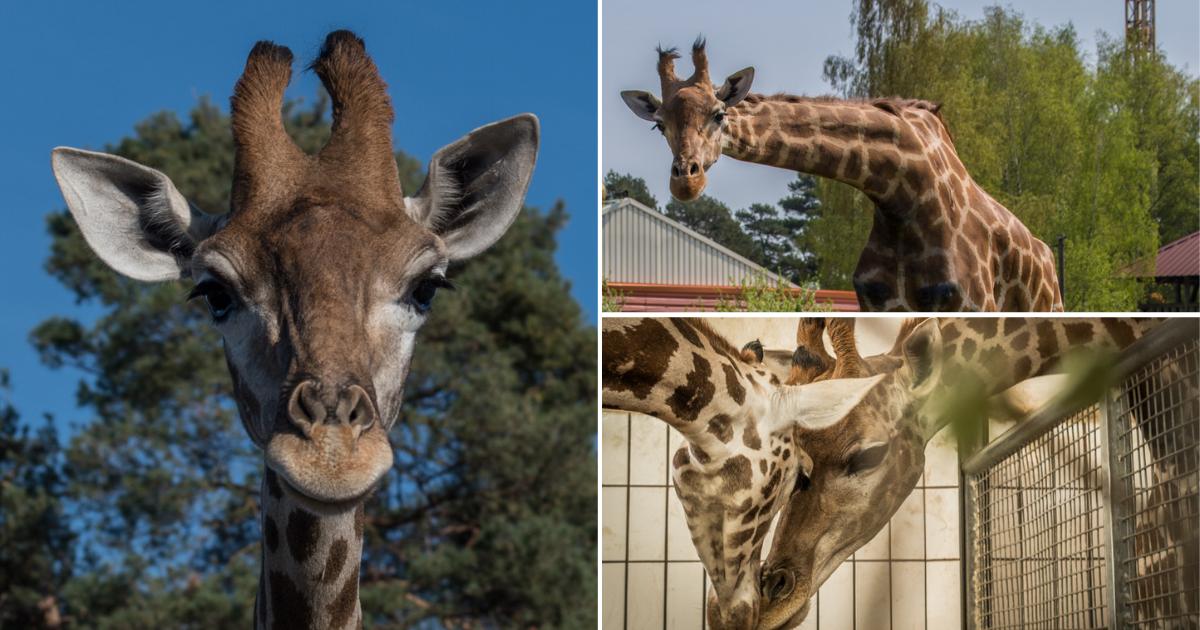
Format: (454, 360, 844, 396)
(664, 195, 764, 265)
(604, 170, 659, 209)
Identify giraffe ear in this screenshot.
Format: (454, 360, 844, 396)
(716, 67, 754, 107)
(50, 147, 221, 281)
(620, 90, 662, 122)
(405, 114, 539, 261)
(770, 374, 886, 433)
(901, 318, 943, 396)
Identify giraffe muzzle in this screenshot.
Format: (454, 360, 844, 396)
(286, 380, 377, 438)
(265, 378, 392, 504)
(669, 156, 707, 201)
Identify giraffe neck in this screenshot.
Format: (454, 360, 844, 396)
(602, 318, 774, 458)
(257, 468, 364, 630)
(928, 318, 1153, 435)
(723, 95, 933, 213)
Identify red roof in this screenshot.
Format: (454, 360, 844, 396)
(607, 282, 860, 312)
(1125, 231, 1200, 279)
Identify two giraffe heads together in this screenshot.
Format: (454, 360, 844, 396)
(52, 31, 538, 506)
(602, 317, 1146, 629)
(604, 317, 942, 628)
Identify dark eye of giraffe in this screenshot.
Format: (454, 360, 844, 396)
(713, 111, 726, 124)
(791, 470, 812, 495)
(189, 280, 237, 322)
(651, 122, 664, 134)
(846, 442, 890, 476)
(409, 274, 455, 314)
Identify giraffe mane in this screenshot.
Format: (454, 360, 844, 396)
(738, 93, 955, 143)
(683, 318, 755, 366)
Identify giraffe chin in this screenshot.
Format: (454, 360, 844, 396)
(757, 573, 811, 630)
(264, 423, 392, 504)
(669, 174, 706, 201)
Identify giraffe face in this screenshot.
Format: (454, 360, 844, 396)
(51, 33, 539, 507)
(755, 320, 945, 630)
(672, 427, 802, 630)
(191, 203, 445, 505)
(654, 83, 728, 201)
(620, 40, 755, 201)
(671, 374, 891, 629)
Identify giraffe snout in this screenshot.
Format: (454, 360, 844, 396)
(286, 380, 377, 438)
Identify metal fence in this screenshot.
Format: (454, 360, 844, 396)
(963, 319, 1199, 629)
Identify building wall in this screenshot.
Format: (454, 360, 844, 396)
(602, 200, 794, 287)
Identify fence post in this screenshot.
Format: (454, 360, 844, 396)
(1100, 385, 1131, 629)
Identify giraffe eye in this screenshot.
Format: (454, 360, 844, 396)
(409, 275, 455, 314)
(651, 122, 664, 134)
(713, 111, 726, 124)
(189, 280, 237, 322)
(791, 470, 812, 495)
(846, 442, 889, 476)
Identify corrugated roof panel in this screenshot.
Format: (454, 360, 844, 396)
(602, 198, 798, 288)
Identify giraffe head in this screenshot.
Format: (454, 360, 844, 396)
(50, 31, 538, 507)
(755, 319, 952, 629)
(603, 318, 899, 629)
(620, 38, 754, 201)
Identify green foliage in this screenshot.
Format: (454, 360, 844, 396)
(811, 1, 1197, 309)
(0, 371, 73, 628)
(796, 178, 875, 290)
(735, 175, 821, 284)
(664, 194, 764, 264)
(604, 170, 659, 209)
(601, 278, 627, 312)
(22, 96, 595, 627)
(713, 271, 834, 312)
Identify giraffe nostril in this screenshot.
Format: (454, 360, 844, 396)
(337, 384, 376, 431)
(287, 380, 325, 436)
(671, 164, 682, 178)
(689, 161, 700, 176)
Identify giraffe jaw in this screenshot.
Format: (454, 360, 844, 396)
(265, 422, 392, 504)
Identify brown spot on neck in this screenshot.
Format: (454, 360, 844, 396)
(264, 515, 280, 553)
(286, 508, 320, 564)
(322, 538, 349, 585)
(722, 363, 746, 405)
(327, 573, 359, 629)
(707, 414, 734, 443)
(666, 352, 716, 422)
(603, 320, 678, 400)
(268, 570, 312, 630)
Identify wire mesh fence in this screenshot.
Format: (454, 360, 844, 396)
(964, 320, 1199, 630)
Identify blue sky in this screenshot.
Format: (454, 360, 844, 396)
(0, 1, 597, 428)
(604, 0, 1200, 211)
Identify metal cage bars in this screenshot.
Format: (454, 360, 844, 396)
(963, 319, 1199, 629)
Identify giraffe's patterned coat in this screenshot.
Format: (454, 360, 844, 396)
(621, 39, 1063, 312)
(603, 317, 1158, 630)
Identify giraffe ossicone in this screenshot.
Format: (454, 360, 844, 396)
(52, 30, 538, 629)
(621, 37, 1063, 311)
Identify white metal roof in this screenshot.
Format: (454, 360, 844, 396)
(602, 198, 798, 287)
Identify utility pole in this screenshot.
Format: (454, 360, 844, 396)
(1125, 0, 1156, 53)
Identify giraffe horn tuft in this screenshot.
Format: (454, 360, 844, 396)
(229, 40, 306, 213)
(690, 35, 710, 85)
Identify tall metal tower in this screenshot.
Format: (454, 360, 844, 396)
(1125, 0, 1156, 51)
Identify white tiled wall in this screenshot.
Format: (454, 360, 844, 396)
(602, 318, 966, 630)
